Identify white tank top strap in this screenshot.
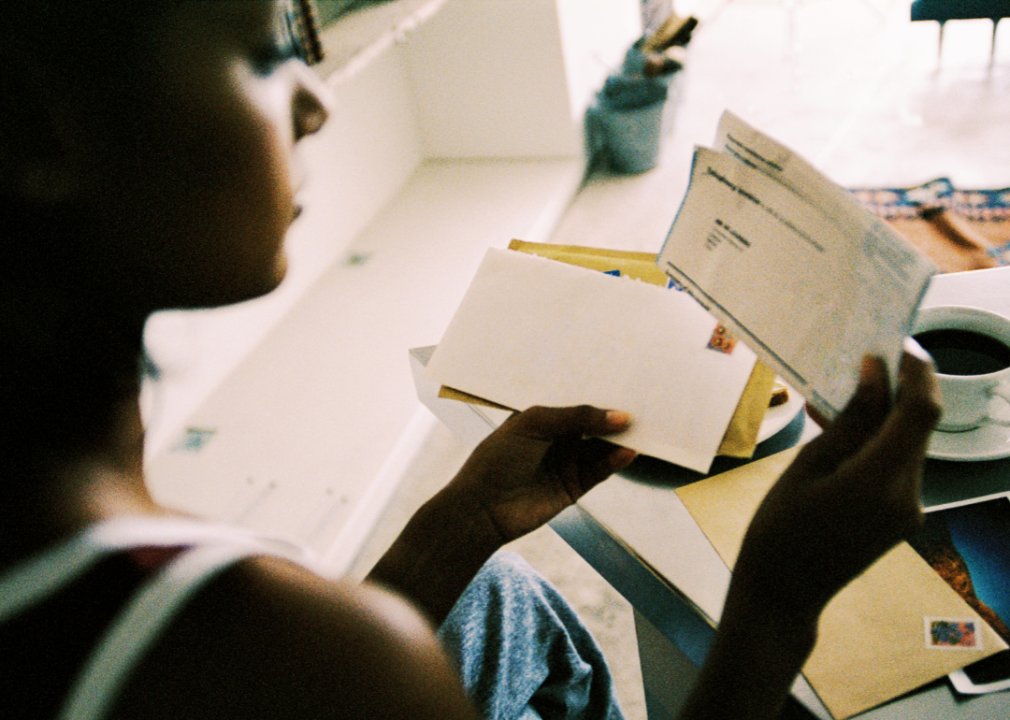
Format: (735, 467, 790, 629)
(0, 515, 316, 720)
(57, 542, 256, 720)
(0, 515, 313, 627)
(88, 515, 315, 565)
(0, 535, 108, 625)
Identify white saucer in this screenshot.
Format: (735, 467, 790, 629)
(928, 400, 1010, 461)
(758, 382, 804, 443)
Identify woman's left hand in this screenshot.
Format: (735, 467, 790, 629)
(449, 405, 636, 543)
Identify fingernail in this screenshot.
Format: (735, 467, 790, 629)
(859, 356, 877, 385)
(605, 410, 630, 427)
(610, 447, 638, 469)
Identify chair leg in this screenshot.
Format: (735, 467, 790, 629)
(937, 20, 945, 60)
(992, 18, 1001, 61)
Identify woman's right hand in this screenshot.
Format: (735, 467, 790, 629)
(727, 352, 941, 626)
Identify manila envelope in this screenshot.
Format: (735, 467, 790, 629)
(677, 447, 1008, 719)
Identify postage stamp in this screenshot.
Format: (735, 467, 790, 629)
(924, 618, 983, 650)
(706, 324, 737, 354)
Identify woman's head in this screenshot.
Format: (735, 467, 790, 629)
(0, 1, 331, 460)
(2, 0, 331, 311)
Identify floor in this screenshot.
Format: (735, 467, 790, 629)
(356, 2, 1010, 719)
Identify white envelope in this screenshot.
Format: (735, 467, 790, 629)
(658, 111, 935, 423)
(424, 248, 757, 473)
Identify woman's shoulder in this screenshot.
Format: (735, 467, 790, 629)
(108, 554, 479, 720)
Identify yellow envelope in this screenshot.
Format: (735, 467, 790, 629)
(677, 447, 1008, 719)
(507, 239, 672, 285)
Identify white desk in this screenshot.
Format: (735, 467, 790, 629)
(413, 267, 1010, 719)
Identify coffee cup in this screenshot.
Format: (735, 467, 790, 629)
(911, 305, 1010, 433)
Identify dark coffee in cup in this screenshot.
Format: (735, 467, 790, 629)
(913, 328, 1010, 376)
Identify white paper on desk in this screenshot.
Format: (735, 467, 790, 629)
(658, 111, 936, 421)
(424, 248, 757, 473)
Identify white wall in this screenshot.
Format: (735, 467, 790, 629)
(556, 0, 642, 121)
(404, 0, 576, 158)
(404, 0, 642, 159)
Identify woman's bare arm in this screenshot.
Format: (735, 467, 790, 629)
(367, 406, 635, 625)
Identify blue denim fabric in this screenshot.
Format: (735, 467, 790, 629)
(438, 552, 626, 720)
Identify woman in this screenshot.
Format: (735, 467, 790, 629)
(0, 2, 940, 719)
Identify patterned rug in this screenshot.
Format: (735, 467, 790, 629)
(849, 178, 1010, 273)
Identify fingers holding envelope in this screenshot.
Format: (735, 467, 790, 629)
(729, 352, 941, 623)
(450, 405, 637, 544)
